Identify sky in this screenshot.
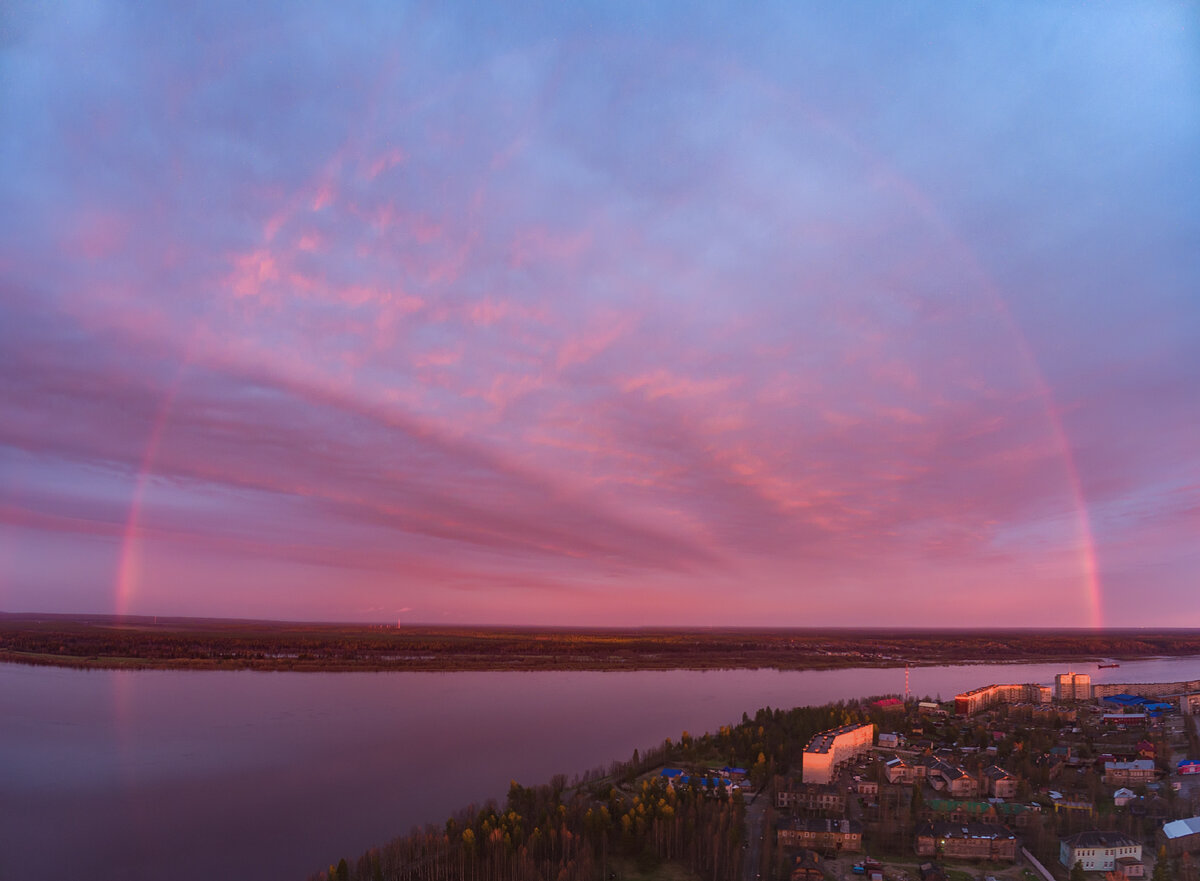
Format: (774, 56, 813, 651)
(1, 2, 1198, 627)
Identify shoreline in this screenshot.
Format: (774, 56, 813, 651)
(0, 649, 1191, 675)
(5, 618, 1199, 674)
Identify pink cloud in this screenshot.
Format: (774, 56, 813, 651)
(228, 250, 281, 298)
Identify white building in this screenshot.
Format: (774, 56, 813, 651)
(801, 722, 874, 784)
(1060, 831, 1143, 876)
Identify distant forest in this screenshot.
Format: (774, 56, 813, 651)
(3, 614, 1200, 672)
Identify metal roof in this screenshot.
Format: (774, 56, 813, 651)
(1162, 817, 1200, 840)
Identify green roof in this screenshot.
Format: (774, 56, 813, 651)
(927, 799, 1028, 815)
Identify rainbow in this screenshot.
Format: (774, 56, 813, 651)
(789, 102, 1105, 629)
(114, 367, 185, 619)
(110, 83, 1104, 629)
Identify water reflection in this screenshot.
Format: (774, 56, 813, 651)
(2, 657, 1198, 881)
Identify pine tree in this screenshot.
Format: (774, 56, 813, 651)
(1152, 852, 1171, 881)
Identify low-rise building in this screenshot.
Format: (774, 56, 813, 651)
(885, 757, 914, 785)
(1161, 816, 1200, 857)
(1103, 759, 1156, 786)
(1113, 787, 1136, 807)
(775, 780, 846, 814)
(915, 821, 1017, 861)
(924, 799, 1033, 828)
(1060, 831, 1143, 876)
(983, 765, 1017, 799)
(927, 760, 977, 798)
(778, 817, 863, 853)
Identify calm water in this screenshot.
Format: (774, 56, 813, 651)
(3, 656, 1199, 881)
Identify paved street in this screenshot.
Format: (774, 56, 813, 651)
(742, 793, 767, 881)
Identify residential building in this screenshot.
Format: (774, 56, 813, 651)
(954, 683, 1049, 716)
(855, 779, 879, 796)
(924, 799, 1033, 828)
(778, 817, 863, 853)
(801, 723, 874, 784)
(915, 822, 1017, 861)
(983, 765, 1017, 799)
(1103, 759, 1156, 786)
(1060, 831, 1143, 876)
(885, 757, 914, 785)
(1055, 672, 1092, 701)
(926, 759, 977, 798)
(1113, 787, 1136, 807)
(775, 780, 846, 814)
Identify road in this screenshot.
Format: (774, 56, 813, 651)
(742, 792, 768, 881)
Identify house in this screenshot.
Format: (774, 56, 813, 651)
(878, 732, 901, 749)
(983, 765, 1017, 799)
(885, 757, 915, 785)
(1178, 759, 1200, 776)
(855, 778, 879, 796)
(915, 821, 1017, 861)
(1104, 759, 1156, 786)
(1113, 787, 1136, 807)
(1060, 831, 1143, 877)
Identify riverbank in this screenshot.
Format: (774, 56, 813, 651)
(4, 615, 1200, 673)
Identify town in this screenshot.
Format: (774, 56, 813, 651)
(308, 671, 1200, 881)
(752, 671, 1200, 880)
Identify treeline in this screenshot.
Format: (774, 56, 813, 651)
(306, 702, 859, 881)
(5, 616, 1200, 673)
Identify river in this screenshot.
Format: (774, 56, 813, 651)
(3, 656, 1198, 881)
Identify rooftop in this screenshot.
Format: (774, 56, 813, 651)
(1163, 817, 1200, 840)
(803, 722, 871, 755)
(1062, 831, 1139, 849)
(918, 821, 1015, 841)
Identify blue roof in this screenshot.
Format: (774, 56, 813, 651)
(661, 768, 685, 778)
